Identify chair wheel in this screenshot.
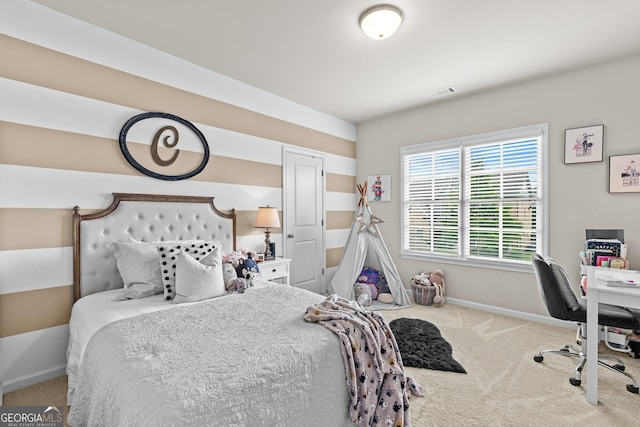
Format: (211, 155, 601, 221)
(533, 355, 543, 363)
(626, 384, 639, 393)
(613, 364, 625, 372)
(570, 378, 581, 387)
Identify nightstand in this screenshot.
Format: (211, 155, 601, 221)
(259, 257, 291, 286)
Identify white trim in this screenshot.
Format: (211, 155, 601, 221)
(445, 297, 575, 329)
(0, 325, 69, 393)
(401, 252, 535, 274)
(282, 147, 326, 292)
(2, 366, 67, 395)
(400, 123, 549, 269)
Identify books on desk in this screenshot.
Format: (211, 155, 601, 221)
(603, 280, 638, 288)
(596, 270, 640, 288)
(585, 238, 627, 266)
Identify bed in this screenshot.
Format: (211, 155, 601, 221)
(66, 193, 422, 426)
(66, 193, 354, 426)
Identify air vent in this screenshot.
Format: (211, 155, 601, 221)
(429, 87, 457, 98)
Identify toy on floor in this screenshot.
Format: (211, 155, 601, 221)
(411, 269, 446, 306)
(354, 282, 372, 307)
(428, 269, 446, 304)
(357, 266, 382, 298)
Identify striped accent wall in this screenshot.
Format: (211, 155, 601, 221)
(1, 2, 357, 392)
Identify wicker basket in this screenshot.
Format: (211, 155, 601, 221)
(411, 283, 437, 306)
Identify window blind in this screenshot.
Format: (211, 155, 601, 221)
(401, 123, 546, 267)
(404, 148, 460, 255)
(464, 137, 540, 261)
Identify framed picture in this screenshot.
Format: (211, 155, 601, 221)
(367, 175, 391, 202)
(564, 124, 604, 164)
(609, 153, 640, 193)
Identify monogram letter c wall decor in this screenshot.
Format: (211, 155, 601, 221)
(119, 112, 210, 181)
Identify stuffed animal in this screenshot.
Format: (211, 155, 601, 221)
(226, 277, 248, 293)
(235, 252, 260, 278)
(222, 250, 248, 267)
(242, 268, 261, 287)
(359, 267, 380, 285)
(428, 269, 445, 305)
(377, 276, 390, 294)
(357, 275, 378, 300)
(222, 263, 236, 287)
(412, 272, 431, 287)
(354, 282, 372, 307)
(358, 267, 381, 300)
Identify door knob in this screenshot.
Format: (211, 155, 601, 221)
(287, 234, 295, 238)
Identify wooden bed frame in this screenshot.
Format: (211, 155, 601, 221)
(72, 193, 236, 301)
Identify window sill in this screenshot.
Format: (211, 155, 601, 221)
(400, 252, 534, 274)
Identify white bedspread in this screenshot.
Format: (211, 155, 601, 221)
(66, 289, 176, 404)
(67, 285, 354, 427)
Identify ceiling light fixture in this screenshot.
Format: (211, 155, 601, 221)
(359, 4, 403, 40)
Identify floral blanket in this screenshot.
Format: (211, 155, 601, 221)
(304, 294, 423, 426)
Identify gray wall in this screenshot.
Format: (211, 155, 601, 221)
(357, 53, 640, 317)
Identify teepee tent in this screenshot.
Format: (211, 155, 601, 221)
(329, 182, 411, 308)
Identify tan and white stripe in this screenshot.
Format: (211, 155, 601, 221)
(1, 2, 357, 392)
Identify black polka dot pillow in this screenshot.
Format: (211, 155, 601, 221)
(157, 241, 221, 301)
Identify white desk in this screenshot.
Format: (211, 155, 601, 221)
(586, 266, 640, 404)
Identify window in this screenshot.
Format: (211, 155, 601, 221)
(401, 123, 547, 270)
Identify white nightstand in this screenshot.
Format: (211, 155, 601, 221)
(259, 257, 291, 286)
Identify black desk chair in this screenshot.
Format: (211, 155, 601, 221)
(531, 253, 640, 393)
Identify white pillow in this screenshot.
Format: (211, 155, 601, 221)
(106, 240, 204, 294)
(114, 283, 158, 300)
(158, 241, 223, 300)
(173, 247, 225, 303)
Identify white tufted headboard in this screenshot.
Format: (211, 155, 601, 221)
(72, 193, 236, 301)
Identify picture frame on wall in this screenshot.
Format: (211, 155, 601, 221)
(609, 153, 640, 193)
(564, 124, 604, 164)
(367, 174, 391, 202)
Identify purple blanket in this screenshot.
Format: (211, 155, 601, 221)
(304, 295, 423, 426)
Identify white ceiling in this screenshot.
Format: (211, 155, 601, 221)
(33, 0, 640, 124)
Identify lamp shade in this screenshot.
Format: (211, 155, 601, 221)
(359, 5, 403, 40)
(255, 206, 281, 229)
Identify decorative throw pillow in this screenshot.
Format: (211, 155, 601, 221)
(173, 249, 225, 303)
(114, 283, 158, 300)
(158, 241, 222, 301)
(106, 239, 204, 294)
(106, 241, 164, 293)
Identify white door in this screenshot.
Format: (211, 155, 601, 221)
(284, 150, 325, 293)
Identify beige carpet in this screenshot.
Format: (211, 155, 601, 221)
(4, 302, 639, 426)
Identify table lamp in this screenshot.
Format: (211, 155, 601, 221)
(255, 206, 280, 260)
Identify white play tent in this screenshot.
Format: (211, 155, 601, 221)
(329, 182, 411, 308)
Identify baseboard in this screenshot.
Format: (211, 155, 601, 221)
(1, 365, 66, 394)
(446, 297, 575, 330)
